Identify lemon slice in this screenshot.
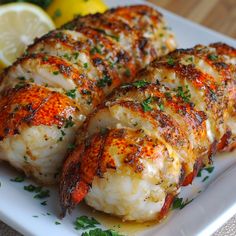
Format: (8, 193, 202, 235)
(47, 0, 107, 27)
(0, 3, 55, 69)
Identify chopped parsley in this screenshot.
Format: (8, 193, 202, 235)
(202, 176, 209, 182)
(41, 201, 47, 206)
(24, 184, 42, 192)
(167, 57, 175, 66)
(10, 176, 25, 182)
(158, 102, 164, 111)
(63, 53, 72, 61)
(34, 189, 50, 199)
(124, 68, 131, 77)
(73, 52, 79, 60)
(141, 96, 153, 112)
(55, 221, 61, 225)
(65, 89, 76, 99)
(68, 143, 76, 151)
(53, 71, 59, 75)
(97, 76, 112, 88)
(81, 228, 124, 236)
(208, 54, 218, 61)
(90, 46, 102, 55)
(84, 63, 88, 69)
(74, 216, 100, 230)
(18, 76, 26, 81)
(197, 166, 214, 177)
(24, 184, 50, 199)
(174, 85, 191, 103)
(132, 80, 149, 88)
(172, 197, 193, 210)
(64, 116, 75, 128)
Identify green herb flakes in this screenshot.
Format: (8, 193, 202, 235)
(68, 143, 76, 151)
(81, 228, 124, 236)
(167, 57, 175, 66)
(64, 116, 75, 128)
(174, 85, 191, 103)
(10, 176, 25, 182)
(172, 197, 193, 210)
(208, 54, 218, 61)
(53, 71, 59, 75)
(74, 216, 100, 230)
(97, 76, 112, 88)
(34, 189, 50, 199)
(141, 96, 153, 112)
(65, 89, 76, 99)
(132, 80, 149, 88)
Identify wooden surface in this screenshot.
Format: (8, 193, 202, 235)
(147, 0, 236, 39)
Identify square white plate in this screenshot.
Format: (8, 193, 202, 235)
(0, 0, 236, 235)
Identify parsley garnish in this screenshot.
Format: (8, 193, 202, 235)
(66, 89, 76, 99)
(197, 166, 214, 177)
(24, 184, 50, 199)
(208, 54, 218, 61)
(167, 57, 175, 66)
(90, 46, 102, 55)
(124, 68, 131, 77)
(68, 143, 76, 150)
(73, 52, 79, 60)
(84, 63, 88, 69)
(132, 80, 149, 88)
(202, 176, 209, 182)
(34, 189, 50, 199)
(55, 221, 61, 225)
(158, 102, 164, 111)
(97, 76, 112, 88)
(10, 176, 25, 182)
(41, 201, 47, 206)
(81, 228, 124, 236)
(24, 184, 42, 192)
(64, 116, 75, 128)
(53, 71, 59, 75)
(174, 85, 191, 103)
(74, 216, 100, 230)
(141, 96, 153, 112)
(172, 197, 193, 210)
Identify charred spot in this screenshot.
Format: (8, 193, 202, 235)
(138, 37, 148, 51)
(59, 64, 72, 76)
(13, 129, 20, 135)
(4, 128, 10, 135)
(92, 57, 103, 66)
(0, 136, 3, 141)
(112, 129, 125, 138)
(117, 51, 130, 63)
(25, 103, 34, 112)
(213, 62, 228, 69)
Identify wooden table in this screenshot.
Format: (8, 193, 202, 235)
(0, 1, 235, 235)
(148, 0, 236, 39)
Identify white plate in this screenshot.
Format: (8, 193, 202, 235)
(0, 0, 236, 236)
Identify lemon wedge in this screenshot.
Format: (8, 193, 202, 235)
(0, 3, 55, 69)
(47, 0, 107, 27)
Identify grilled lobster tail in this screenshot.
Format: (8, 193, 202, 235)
(60, 43, 236, 221)
(0, 5, 176, 184)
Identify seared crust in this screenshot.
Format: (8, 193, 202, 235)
(60, 43, 236, 220)
(0, 5, 176, 142)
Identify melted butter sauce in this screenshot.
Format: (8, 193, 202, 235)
(79, 203, 157, 235)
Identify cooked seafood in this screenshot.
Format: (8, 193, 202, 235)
(60, 43, 236, 222)
(0, 5, 176, 184)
